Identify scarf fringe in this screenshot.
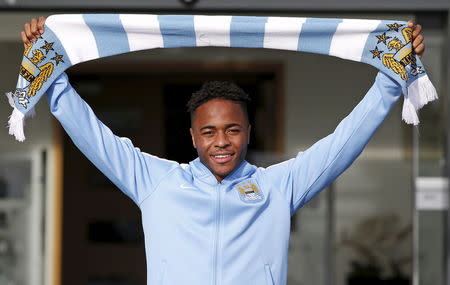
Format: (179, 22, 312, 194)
(408, 74, 438, 110)
(402, 97, 419, 125)
(402, 74, 438, 125)
(8, 107, 25, 142)
(5, 91, 15, 108)
(5, 91, 36, 142)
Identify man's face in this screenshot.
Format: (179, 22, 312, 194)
(190, 99, 250, 182)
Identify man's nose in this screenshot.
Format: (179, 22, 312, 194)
(215, 131, 231, 148)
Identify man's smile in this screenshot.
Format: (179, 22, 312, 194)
(210, 153, 235, 164)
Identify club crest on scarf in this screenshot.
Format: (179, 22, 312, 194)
(370, 23, 424, 82)
(14, 40, 63, 108)
(236, 180, 264, 203)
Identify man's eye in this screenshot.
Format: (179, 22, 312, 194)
(202, 131, 213, 135)
(228, 129, 240, 134)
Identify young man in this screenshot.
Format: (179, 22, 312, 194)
(23, 17, 425, 285)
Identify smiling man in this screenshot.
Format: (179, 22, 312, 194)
(187, 81, 251, 182)
(23, 17, 425, 285)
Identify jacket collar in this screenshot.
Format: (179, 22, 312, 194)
(189, 157, 256, 186)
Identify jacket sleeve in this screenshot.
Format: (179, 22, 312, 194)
(46, 72, 178, 206)
(259, 71, 402, 215)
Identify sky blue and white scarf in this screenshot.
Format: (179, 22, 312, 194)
(6, 14, 438, 141)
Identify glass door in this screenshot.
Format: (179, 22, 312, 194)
(0, 151, 45, 285)
(412, 14, 447, 285)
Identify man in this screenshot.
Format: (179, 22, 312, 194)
(23, 17, 425, 285)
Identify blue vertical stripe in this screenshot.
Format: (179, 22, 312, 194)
(158, 15, 196, 48)
(230, 16, 268, 48)
(82, 14, 130, 58)
(297, 18, 342, 55)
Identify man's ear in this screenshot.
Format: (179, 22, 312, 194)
(247, 125, 251, 144)
(190, 128, 197, 148)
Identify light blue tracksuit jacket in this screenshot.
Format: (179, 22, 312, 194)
(46, 71, 401, 285)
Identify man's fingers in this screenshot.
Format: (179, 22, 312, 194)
(415, 43, 425, 58)
(24, 22, 34, 43)
(38, 16, 46, 34)
(407, 20, 425, 58)
(412, 24, 422, 38)
(413, 34, 424, 48)
(22, 17, 46, 47)
(30, 18, 37, 33)
(30, 18, 40, 40)
(21, 30, 31, 46)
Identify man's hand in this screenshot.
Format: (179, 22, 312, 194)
(21, 16, 46, 47)
(408, 20, 425, 58)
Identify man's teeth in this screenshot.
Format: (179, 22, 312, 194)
(214, 154, 231, 158)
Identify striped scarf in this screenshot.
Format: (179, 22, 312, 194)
(6, 14, 437, 141)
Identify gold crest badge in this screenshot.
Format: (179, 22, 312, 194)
(236, 180, 263, 203)
(17, 40, 64, 106)
(370, 23, 423, 81)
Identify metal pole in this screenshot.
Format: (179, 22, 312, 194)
(325, 183, 335, 285)
(445, 10, 450, 285)
(412, 125, 419, 285)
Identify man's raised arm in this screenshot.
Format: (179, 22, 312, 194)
(22, 18, 178, 206)
(47, 74, 178, 206)
(259, 21, 425, 215)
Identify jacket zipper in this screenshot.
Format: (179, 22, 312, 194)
(212, 183, 221, 285)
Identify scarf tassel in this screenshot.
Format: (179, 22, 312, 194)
(401, 97, 419, 125)
(402, 74, 438, 125)
(8, 107, 25, 142)
(5, 91, 35, 142)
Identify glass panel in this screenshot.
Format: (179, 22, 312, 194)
(418, 211, 446, 285)
(416, 27, 446, 178)
(414, 19, 447, 285)
(288, 189, 329, 285)
(0, 156, 31, 285)
(335, 158, 413, 285)
(0, 160, 29, 199)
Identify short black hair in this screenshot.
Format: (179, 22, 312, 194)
(186, 81, 251, 117)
